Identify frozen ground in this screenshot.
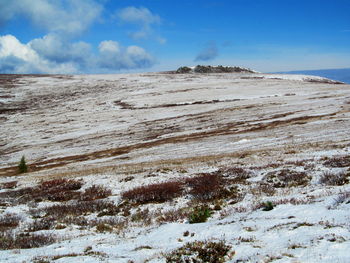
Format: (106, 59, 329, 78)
(0, 72, 350, 262)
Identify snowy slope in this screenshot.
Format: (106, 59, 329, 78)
(0, 72, 350, 262)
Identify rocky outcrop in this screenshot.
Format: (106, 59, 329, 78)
(176, 65, 255, 74)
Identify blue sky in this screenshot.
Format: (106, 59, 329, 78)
(0, 0, 349, 74)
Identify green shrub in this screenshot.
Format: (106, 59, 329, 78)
(188, 206, 211, 224)
(165, 240, 233, 263)
(262, 201, 274, 211)
(18, 155, 28, 173)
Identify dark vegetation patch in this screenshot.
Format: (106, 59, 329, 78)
(319, 171, 349, 186)
(0, 181, 17, 189)
(263, 169, 311, 188)
(122, 181, 183, 204)
(0, 213, 21, 231)
(175, 65, 254, 74)
(188, 206, 212, 224)
(121, 170, 243, 204)
(0, 232, 56, 250)
(165, 240, 233, 263)
(323, 155, 350, 168)
(0, 179, 113, 205)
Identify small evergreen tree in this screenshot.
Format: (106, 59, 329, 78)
(18, 155, 28, 173)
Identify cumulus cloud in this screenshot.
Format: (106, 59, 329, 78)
(115, 6, 165, 42)
(0, 35, 77, 73)
(0, 34, 155, 74)
(0, 2, 156, 73)
(29, 34, 91, 64)
(116, 6, 161, 25)
(98, 40, 155, 70)
(195, 42, 219, 62)
(0, 0, 102, 37)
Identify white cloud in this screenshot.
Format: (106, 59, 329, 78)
(115, 6, 165, 42)
(116, 6, 161, 25)
(98, 40, 155, 70)
(0, 34, 155, 74)
(0, 35, 78, 73)
(0, 0, 103, 37)
(195, 42, 219, 61)
(29, 34, 91, 64)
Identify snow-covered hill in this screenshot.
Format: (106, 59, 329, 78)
(0, 71, 349, 262)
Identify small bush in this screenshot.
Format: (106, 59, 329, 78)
(0, 232, 56, 249)
(0, 213, 21, 231)
(218, 167, 252, 183)
(319, 171, 349, 186)
(263, 169, 311, 188)
(40, 178, 82, 191)
(334, 191, 350, 205)
(80, 185, 111, 201)
(96, 223, 113, 233)
(1, 181, 18, 189)
(40, 200, 119, 219)
(323, 156, 350, 168)
(188, 206, 211, 224)
(157, 208, 190, 223)
(262, 201, 274, 211)
(18, 155, 28, 173)
(122, 181, 183, 204)
(27, 218, 55, 232)
(186, 173, 224, 200)
(165, 240, 233, 263)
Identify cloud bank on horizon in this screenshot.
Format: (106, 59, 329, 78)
(0, 0, 349, 74)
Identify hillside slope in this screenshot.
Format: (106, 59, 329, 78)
(0, 72, 350, 262)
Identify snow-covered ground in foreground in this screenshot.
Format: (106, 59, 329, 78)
(0, 72, 350, 262)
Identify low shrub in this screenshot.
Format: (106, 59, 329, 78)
(121, 181, 183, 204)
(0, 178, 83, 204)
(218, 167, 252, 183)
(323, 156, 350, 168)
(96, 223, 113, 233)
(27, 218, 55, 232)
(157, 208, 190, 223)
(79, 185, 111, 201)
(165, 240, 233, 263)
(334, 191, 350, 205)
(263, 169, 311, 188)
(41, 200, 119, 219)
(262, 201, 274, 211)
(319, 171, 349, 186)
(186, 173, 224, 200)
(0, 213, 21, 231)
(0, 181, 18, 189)
(40, 178, 82, 191)
(188, 206, 211, 224)
(0, 232, 56, 249)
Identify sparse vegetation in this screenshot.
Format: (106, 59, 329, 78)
(264, 169, 311, 188)
(0, 213, 21, 231)
(319, 171, 349, 186)
(121, 181, 183, 204)
(165, 240, 233, 263)
(0, 232, 56, 250)
(323, 156, 350, 167)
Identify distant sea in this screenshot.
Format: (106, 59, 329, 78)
(276, 68, 350, 84)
